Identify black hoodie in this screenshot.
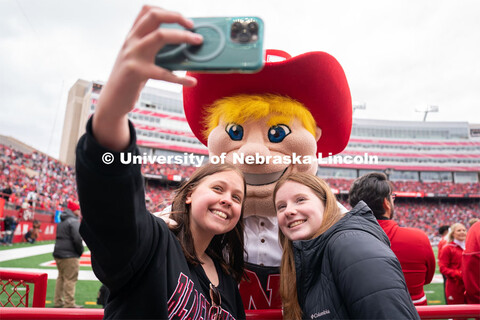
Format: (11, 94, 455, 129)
(75, 118, 245, 319)
(293, 201, 420, 319)
(53, 209, 83, 258)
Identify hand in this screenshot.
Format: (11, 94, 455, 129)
(93, 6, 203, 150)
(153, 210, 178, 228)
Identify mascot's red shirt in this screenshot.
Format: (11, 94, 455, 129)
(378, 219, 435, 305)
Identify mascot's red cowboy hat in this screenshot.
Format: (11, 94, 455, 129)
(183, 49, 352, 156)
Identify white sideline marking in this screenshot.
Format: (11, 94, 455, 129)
(0, 267, 98, 281)
(0, 244, 98, 281)
(432, 274, 443, 284)
(0, 244, 55, 262)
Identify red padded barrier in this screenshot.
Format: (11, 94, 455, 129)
(0, 306, 479, 319)
(0, 307, 103, 319)
(0, 270, 47, 308)
(416, 304, 480, 319)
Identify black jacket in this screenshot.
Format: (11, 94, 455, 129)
(293, 201, 420, 319)
(75, 118, 245, 319)
(53, 209, 84, 259)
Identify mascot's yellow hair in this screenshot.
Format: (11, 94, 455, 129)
(203, 94, 317, 139)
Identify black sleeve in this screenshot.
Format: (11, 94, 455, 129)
(329, 230, 420, 320)
(76, 117, 157, 290)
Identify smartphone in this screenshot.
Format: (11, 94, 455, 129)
(155, 17, 264, 73)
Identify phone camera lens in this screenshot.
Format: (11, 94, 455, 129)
(231, 20, 258, 43)
(231, 22, 243, 35)
(248, 22, 258, 33)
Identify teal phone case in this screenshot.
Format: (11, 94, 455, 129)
(155, 17, 264, 73)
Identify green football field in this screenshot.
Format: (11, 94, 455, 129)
(0, 241, 446, 308)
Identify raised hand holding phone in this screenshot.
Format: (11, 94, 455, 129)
(92, 6, 203, 151)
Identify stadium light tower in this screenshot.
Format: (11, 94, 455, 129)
(384, 168, 394, 180)
(353, 102, 366, 115)
(415, 105, 439, 121)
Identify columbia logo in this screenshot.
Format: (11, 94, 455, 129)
(311, 310, 331, 319)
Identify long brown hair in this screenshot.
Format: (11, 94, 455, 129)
(273, 172, 343, 320)
(169, 162, 246, 282)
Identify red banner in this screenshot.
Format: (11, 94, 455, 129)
(13, 222, 57, 243)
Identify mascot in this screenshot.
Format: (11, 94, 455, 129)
(183, 50, 352, 309)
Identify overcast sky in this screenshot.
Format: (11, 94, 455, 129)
(1, 0, 479, 158)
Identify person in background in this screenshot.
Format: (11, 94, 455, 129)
(348, 172, 435, 306)
(18, 202, 33, 221)
(463, 220, 480, 304)
(438, 225, 450, 256)
(274, 172, 419, 320)
(96, 284, 109, 308)
(468, 217, 479, 228)
(53, 201, 84, 308)
(1, 215, 17, 246)
(437, 224, 450, 302)
(24, 220, 41, 243)
(1, 182, 12, 201)
(439, 222, 467, 305)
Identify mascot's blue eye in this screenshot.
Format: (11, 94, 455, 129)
(268, 124, 291, 143)
(225, 123, 244, 141)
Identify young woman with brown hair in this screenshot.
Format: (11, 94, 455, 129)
(75, 6, 246, 319)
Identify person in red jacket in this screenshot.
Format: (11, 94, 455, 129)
(439, 223, 467, 304)
(463, 221, 480, 304)
(437, 225, 450, 302)
(348, 172, 436, 306)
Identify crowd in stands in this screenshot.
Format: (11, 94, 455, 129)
(144, 184, 176, 213)
(1, 144, 478, 239)
(142, 163, 196, 178)
(326, 177, 480, 194)
(393, 180, 480, 194)
(337, 198, 479, 239)
(142, 165, 480, 195)
(1, 144, 77, 215)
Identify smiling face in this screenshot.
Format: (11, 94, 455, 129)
(275, 181, 325, 241)
(452, 223, 467, 242)
(187, 170, 245, 238)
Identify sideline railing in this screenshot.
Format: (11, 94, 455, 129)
(0, 270, 48, 307)
(0, 305, 479, 319)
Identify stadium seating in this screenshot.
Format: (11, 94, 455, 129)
(1, 143, 479, 240)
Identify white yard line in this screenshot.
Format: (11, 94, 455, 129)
(0, 244, 55, 262)
(0, 244, 98, 281)
(432, 274, 443, 284)
(0, 267, 98, 281)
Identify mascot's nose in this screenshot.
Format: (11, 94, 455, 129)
(237, 140, 271, 158)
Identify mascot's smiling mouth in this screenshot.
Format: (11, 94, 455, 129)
(243, 168, 288, 186)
